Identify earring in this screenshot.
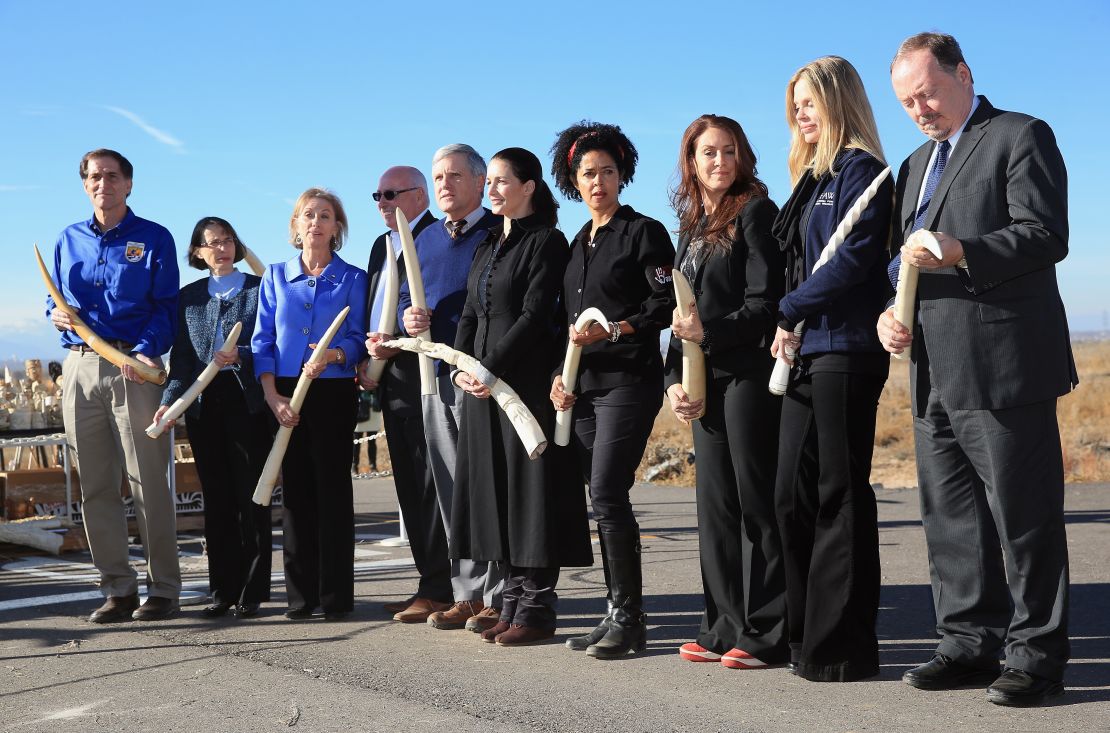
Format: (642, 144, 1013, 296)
(295, 234, 303, 245)
(331, 236, 338, 249)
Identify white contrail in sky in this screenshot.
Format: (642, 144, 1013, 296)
(103, 106, 185, 151)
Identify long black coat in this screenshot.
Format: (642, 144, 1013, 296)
(450, 216, 593, 568)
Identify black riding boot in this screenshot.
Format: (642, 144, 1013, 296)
(587, 525, 646, 659)
(566, 530, 614, 651)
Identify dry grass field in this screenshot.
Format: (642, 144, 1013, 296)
(638, 340, 1110, 489)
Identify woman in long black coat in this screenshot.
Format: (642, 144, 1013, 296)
(451, 147, 592, 647)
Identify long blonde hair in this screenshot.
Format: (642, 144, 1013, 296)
(786, 56, 885, 185)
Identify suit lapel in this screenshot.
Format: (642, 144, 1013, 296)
(923, 97, 994, 231)
(901, 146, 931, 236)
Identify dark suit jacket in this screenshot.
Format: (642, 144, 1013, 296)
(895, 96, 1078, 413)
(364, 210, 437, 414)
(162, 274, 265, 418)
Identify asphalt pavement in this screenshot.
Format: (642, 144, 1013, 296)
(1, 478, 1107, 732)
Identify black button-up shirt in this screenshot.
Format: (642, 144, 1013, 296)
(560, 204, 676, 391)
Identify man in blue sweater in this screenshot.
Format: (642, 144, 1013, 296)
(399, 144, 505, 631)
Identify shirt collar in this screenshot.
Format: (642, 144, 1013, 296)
(283, 252, 346, 282)
(389, 209, 430, 251)
(944, 95, 980, 152)
(86, 207, 136, 237)
(573, 203, 634, 243)
(443, 206, 486, 238)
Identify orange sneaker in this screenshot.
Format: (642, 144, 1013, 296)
(679, 642, 722, 662)
(720, 648, 768, 669)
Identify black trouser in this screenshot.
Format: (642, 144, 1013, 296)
(572, 380, 661, 531)
(775, 370, 885, 681)
(186, 372, 273, 606)
(382, 403, 452, 602)
(277, 377, 356, 613)
(693, 372, 787, 661)
(501, 566, 560, 630)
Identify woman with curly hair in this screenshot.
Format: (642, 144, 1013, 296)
(666, 115, 788, 670)
(770, 56, 894, 681)
(549, 121, 676, 659)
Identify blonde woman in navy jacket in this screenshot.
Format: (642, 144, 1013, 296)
(770, 56, 894, 682)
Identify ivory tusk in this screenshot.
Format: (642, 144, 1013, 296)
(672, 270, 705, 419)
(365, 236, 400, 384)
(396, 209, 437, 396)
(554, 307, 610, 446)
(35, 243, 167, 385)
(145, 321, 243, 438)
(253, 305, 351, 506)
(384, 337, 547, 459)
(241, 245, 266, 276)
(769, 167, 891, 395)
(891, 230, 942, 361)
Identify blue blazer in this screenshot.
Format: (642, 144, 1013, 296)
(162, 274, 265, 418)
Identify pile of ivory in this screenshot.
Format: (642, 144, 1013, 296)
(554, 308, 610, 446)
(34, 244, 167, 385)
(253, 306, 351, 506)
(0, 516, 70, 555)
(890, 229, 943, 360)
(768, 167, 891, 395)
(395, 210, 436, 395)
(382, 337, 547, 459)
(671, 270, 706, 420)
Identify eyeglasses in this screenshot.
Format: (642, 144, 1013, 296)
(200, 237, 235, 249)
(372, 187, 418, 202)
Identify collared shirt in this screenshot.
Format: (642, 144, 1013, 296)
(252, 253, 368, 379)
(208, 268, 247, 371)
(368, 209, 430, 331)
(442, 206, 486, 238)
(915, 96, 981, 211)
(46, 207, 179, 357)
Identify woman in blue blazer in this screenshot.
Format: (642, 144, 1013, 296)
(154, 217, 271, 618)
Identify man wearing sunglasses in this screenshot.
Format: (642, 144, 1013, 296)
(360, 166, 451, 622)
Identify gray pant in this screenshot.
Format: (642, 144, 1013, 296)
(63, 351, 181, 599)
(421, 371, 504, 606)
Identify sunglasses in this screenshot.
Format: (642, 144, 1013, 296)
(372, 187, 418, 202)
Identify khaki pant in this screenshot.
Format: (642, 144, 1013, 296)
(62, 350, 181, 599)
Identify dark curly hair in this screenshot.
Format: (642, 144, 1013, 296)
(549, 121, 639, 201)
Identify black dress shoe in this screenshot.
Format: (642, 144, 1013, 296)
(903, 654, 1000, 690)
(987, 668, 1064, 707)
(201, 602, 233, 618)
(89, 593, 140, 624)
(132, 596, 178, 621)
(284, 607, 313, 620)
(234, 603, 260, 618)
(323, 610, 350, 621)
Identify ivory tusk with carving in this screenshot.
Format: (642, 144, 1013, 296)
(395, 209, 437, 396)
(672, 270, 706, 419)
(241, 245, 266, 276)
(145, 321, 243, 438)
(35, 243, 167, 385)
(384, 337, 547, 459)
(253, 305, 351, 506)
(554, 307, 610, 447)
(769, 167, 891, 395)
(365, 236, 400, 384)
(890, 230, 942, 361)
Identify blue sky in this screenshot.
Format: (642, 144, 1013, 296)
(2, 0, 1107, 364)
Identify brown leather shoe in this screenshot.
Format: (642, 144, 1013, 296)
(89, 593, 140, 624)
(132, 596, 179, 621)
(382, 595, 417, 614)
(495, 624, 555, 647)
(393, 598, 451, 623)
(465, 606, 502, 633)
(427, 600, 484, 630)
(480, 620, 512, 643)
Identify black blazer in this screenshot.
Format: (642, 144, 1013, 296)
(364, 210, 437, 414)
(895, 96, 1078, 412)
(162, 274, 264, 418)
(664, 196, 783, 387)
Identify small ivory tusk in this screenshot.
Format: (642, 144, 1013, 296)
(396, 209, 436, 395)
(554, 307, 610, 446)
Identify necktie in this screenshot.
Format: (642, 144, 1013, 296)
(913, 139, 950, 232)
(449, 220, 466, 240)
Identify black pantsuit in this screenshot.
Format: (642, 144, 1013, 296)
(277, 376, 357, 613)
(775, 367, 886, 681)
(186, 371, 273, 606)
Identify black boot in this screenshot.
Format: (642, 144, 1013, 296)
(587, 525, 646, 659)
(566, 530, 614, 651)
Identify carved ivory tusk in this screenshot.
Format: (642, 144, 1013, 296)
(35, 243, 168, 385)
(890, 230, 943, 361)
(553, 307, 610, 447)
(365, 237, 400, 384)
(672, 270, 706, 420)
(395, 209, 437, 396)
(384, 337, 547, 459)
(769, 167, 891, 396)
(144, 321, 243, 438)
(253, 306, 351, 506)
(241, 245, 266, 276)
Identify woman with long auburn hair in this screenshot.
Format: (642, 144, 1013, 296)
(770, 56, 894, 681)
(666, 114, 788, 671)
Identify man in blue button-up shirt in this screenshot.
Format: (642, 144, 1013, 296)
(47, 149, 181, 623)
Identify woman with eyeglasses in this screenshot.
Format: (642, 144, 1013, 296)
(252, 188, 369, 620)
(153, 217, 272, 618)
(549, 122, 676, 659)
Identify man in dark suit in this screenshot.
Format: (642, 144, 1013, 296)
(878, 32, 1077, 707)
(360, 165, 452, 622)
